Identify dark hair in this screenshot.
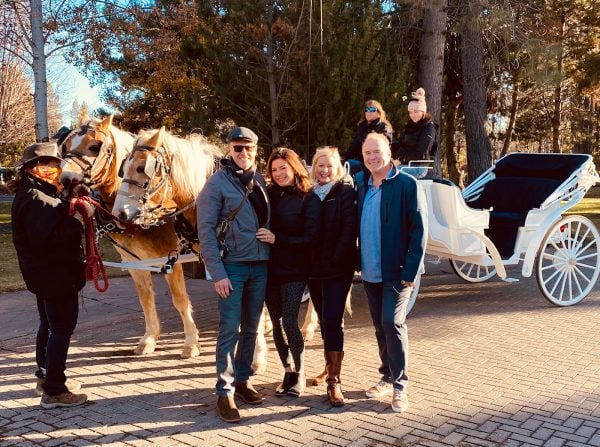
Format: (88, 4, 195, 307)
(267, 147, 312, 193)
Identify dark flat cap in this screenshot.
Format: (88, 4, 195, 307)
(15, 142, 62, 168)
(227, 127, 258, 143)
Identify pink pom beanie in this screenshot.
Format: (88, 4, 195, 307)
(408, 87, 427, 113)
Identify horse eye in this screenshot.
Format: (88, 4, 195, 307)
(136, 166, 145, 174)
(89, 144, 101, 153)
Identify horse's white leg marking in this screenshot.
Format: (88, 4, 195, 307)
(128, 269, 160, 355)
(252, 307, 268, 375)
(164, 264, 200, 358)
(301, 298, 319, 341)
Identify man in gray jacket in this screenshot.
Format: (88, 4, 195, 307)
(197, 127, 271, 423)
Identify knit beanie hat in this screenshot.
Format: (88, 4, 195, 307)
(408, 87, 427, 113)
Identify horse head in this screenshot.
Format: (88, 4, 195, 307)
(112, 127, 179, 225)
(60, 115, 133, 201)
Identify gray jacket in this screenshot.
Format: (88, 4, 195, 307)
(196, 160, 270, 281)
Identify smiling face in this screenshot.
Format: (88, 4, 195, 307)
(314, 154, 335, 185)
(270, 158, 294, 187)
(408, 107, 424, 123)
(362, 134, 391, 175)
(228, 140, 257, 171)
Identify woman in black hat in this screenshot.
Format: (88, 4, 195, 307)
(10, 142, 94, 409)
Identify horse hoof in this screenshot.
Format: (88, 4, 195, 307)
(134, 342, 156, 355)
(253, 362, 267, 375)
(181, 345, 200, 359)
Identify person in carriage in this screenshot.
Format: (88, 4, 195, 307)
(344, 99, 394, 170)
(196, 127, 271, 423)
(393, 87, 438, 165)
(358, 133, 426, 413)
(10, 142, 94, 409)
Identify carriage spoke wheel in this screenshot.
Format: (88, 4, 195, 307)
(537, 215, 600, 306)
(450, 259, 496, 283)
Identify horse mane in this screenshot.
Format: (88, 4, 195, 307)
(139, 129, 220, 203)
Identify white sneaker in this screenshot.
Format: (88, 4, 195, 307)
(391, 388, 409, 412)
(365, 379, 393, 398)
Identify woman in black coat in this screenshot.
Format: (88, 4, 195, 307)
(10, 142, 93, 409)
(394, 87, 437, 164)
(260, 148, 321, 397)
(308, 146, 357, 407)
(345, 99, 394, 164)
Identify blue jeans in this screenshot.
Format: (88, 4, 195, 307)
(216, 261, 268, 397)
(363, 280, 410, 391)
(36, 292, 79, 395)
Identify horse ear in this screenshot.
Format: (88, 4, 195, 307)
(98, 114, 113, 131)
(78, 114, 90, 126)
(148, 126, 165, 148)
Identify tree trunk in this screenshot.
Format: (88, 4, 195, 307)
(459, 0, 491, 184)
(265, 1, 280, 148)
(500, 73, 519, 157)
(30, 0, 49, 142)
(445, 98, 462, 187)
(418, 0, 447, 177)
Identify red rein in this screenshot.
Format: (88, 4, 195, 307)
(69, 196, 109, 292)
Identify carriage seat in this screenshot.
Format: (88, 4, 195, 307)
(425, 178, 489, 256)
(467, 176, 562, 257)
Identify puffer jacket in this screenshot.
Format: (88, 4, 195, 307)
(268, 184, 321, 282)
(11, 173, 86, 299)
(310, 179, 358, 279)
(394, 118, 436, 164)
(196, 158, 270, 282)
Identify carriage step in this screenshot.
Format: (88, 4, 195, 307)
(502, 277, 519, 283)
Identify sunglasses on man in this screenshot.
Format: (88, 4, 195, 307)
(364, 106, 378, 113)
(233, 145, 256, 153)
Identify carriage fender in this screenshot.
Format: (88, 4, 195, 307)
(521, 216, 563, 278)
(467, 228, 507, 279)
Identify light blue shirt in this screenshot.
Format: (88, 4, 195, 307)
(360, 176, 383, 283)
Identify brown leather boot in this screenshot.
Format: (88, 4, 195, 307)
(310, 366, 328, 386)
(325, 351, 345, 407)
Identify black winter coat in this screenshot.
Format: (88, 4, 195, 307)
(393, 118, 436, 164)
(11, 173, 86, 299)
(268, 184, 321, 282)
(345, 119, 394, 163)
(310, 180, 358, 279)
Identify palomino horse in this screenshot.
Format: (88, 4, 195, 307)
(111, 127, 271, 371)
(60, 116, 205, 358)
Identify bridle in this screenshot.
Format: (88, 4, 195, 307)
(117, 142, 177, 224)
(62, 124, 115, 187)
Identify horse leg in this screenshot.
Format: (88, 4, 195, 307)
(301, 298, 319, 341)
(128, 269, 161, 355)
(252, 306, 268, 375)
(164, 264, 200, 358)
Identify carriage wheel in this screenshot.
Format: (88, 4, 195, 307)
(406, 273, 421, 315)
(536, 215, 600, 306)
(450, 259, 496, 282)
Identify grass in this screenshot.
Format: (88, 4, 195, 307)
(1, 186, 599, 293)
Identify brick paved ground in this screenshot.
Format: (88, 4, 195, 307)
(1, 261, 599, 447)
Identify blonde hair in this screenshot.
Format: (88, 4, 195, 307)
(267, 147, 312, 193)
(310, 146, 345, 184)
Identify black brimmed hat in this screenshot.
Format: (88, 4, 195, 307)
(15, 142, 62, 169)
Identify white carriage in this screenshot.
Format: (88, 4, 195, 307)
(406, 152, 600, 311)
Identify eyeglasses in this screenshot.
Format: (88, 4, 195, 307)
(364, 106, 377, 113)
(233, 145, 256, 153)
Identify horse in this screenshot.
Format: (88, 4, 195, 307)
(110, 126, 271, 372)
(59, 116, 206, 359)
